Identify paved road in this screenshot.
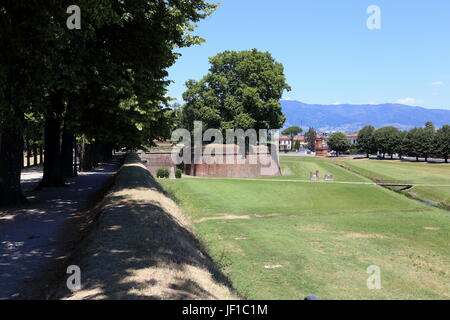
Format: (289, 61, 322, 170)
(20, 166, 44, 192)
(0, 155, 123, 299)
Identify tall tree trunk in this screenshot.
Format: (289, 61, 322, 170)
(39, 146, 43, 164)
(445, 156, 448, 164)
(416, 156, 419, 162)
(73, 136, 78, 176)
(61, 126, 75, 178)
(26, 140, 31, 167)
(80, 140, 95, 172)
(39, 115, 64, 187)
(0, 125, 26, 206)
(34, 145, 38, 166)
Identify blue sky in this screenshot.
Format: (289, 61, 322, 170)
(167, 0, 450, 110)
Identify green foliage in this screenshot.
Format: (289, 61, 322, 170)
(356, 125, 376, 157)
(0, 1, 217, 198)
(422, 121, 436, 160)
(435, 125, 450, 162)
(327, 132, 351, 156)
(304, 127, 317, 152)
(181, 49, 291, 133)
(402, 127, 424, 159)
(293, 140, 301, 152)
(156, 168, 170, 178)
(373, 126, 401, 158)
(282, 126, 302, 136)
(354, 122, 446, 162)
(175, 169, 183, 179)
(282, 126, 302, 151)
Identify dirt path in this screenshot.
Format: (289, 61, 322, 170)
(20, 166, 44, 192)
(0, 155, 123, 299)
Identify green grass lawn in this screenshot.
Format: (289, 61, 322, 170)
(332, 158, 450, 209)
(159, 157, 450, 299)
(162, 178, 425, 220)
(333, 158, 450, 185)
(272, 156, 371, 182)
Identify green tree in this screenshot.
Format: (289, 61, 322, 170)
(422, 121, 435, 162)
(373, 126, 401, 159)
(282, 126, 302, 151)
(304, 127, 317, 152)
(182, 49, 291, 134)
(356, 125, 376, 158)
(395, 130, 408, 160)
(0, 0, 217, 205)
(402, 128, 423, 161)
(435, 125, 450, 163)
(0, 1, 50, 204)
(327, 132, 351, 157)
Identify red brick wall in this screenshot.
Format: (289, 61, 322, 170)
(139, 148, 281, 178)
(184, 153, 280, 178)
(139, 153, 176, 175)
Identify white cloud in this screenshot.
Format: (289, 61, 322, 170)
(282, 97, 297, 101)
(332, 102, 342, 105)
(432, 81, 444, 86)
(395, 98, 424, 105)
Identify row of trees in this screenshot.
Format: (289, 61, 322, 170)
(326, 122, 450, 162)
(0, 1, 216, 206)
(356, 122, 450, 162)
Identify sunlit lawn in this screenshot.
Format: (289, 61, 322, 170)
(159, 156, 450, 299)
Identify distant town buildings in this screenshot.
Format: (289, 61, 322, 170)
(277, 132, 357, 155)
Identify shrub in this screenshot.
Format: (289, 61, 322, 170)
(156, 168, 169, 178)
(175, 169, 182, 179)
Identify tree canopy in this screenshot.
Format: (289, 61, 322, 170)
(304, 127, 317, 152)
(356, 125, 376, 157)
(0, 0, 216, 205)
(327, 132, 351, 156)
(355, 121, 449, 162)
(373, 126, 401, 159)
(181, 49, 291, 133)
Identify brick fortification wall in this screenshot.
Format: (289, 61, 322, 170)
(184, 144, 281, 178)
(139, 145, 281, 178)
(139, 153, 175, 176)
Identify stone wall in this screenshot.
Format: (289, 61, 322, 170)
(138, 152, 176, 176)
(183, 152, 281, 178)
(139, 144, 281, 178)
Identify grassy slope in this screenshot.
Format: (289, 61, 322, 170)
(162, 178, 425, 220)
(160, 157, 450, 299)
(332, 158, 450, 184)
(334, 158, 450, 209)
(57, 154, 237, 300)
(197, 211, 449, 299)
(275, 156, 371, 182)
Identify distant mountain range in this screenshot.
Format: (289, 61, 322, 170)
(281, 100, 450, 133)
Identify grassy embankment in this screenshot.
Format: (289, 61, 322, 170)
(159, 156, 450, 299)
(57, 153, 237, 300)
